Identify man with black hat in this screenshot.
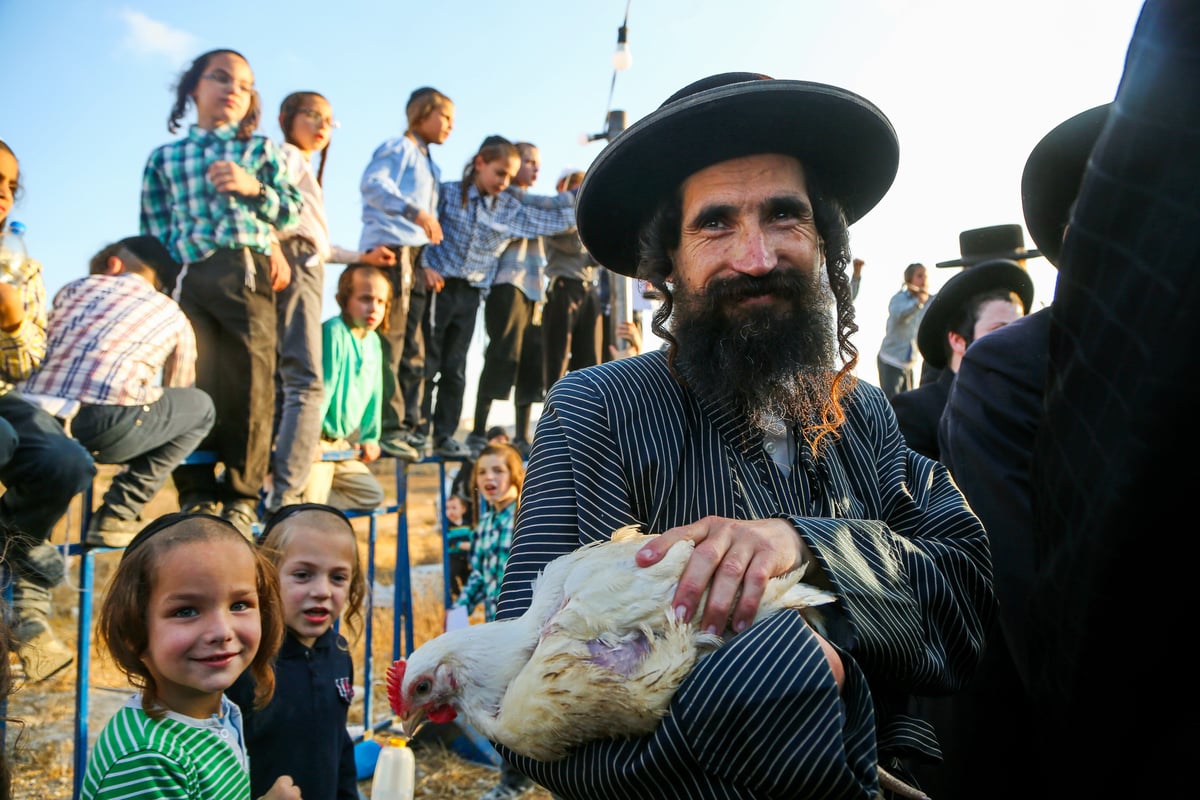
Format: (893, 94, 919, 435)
(22, 235, 214, 546)
(495, 72, 993, 800)
(919, 224, 1041, 386)
(889, 261, 1033, 461)
(925, 102, 1108, 800)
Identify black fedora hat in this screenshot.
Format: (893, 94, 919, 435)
(576, 72, 900, 277)
(935, 224, 1041, 269)
(917, 259, 1035, 369)
(1022, 104, 1111, 267)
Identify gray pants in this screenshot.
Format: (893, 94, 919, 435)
(270, 239, 326, 509)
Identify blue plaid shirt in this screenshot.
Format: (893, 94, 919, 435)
(140, 123, 302, 265)
(421, 180, 574, 290)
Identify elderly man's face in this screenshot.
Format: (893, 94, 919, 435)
(673, 153, 824, 296)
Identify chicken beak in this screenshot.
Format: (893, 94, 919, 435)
(399, 710, 427, 740)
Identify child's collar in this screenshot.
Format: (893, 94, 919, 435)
(188, 121, 239, 142)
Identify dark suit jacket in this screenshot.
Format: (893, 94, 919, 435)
(910, 309, 1049, 799)
(889, 366, 954, 461)
(1031, 1, 1196, 794)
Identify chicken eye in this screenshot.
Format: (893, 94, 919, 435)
(416, 679, 431, 695)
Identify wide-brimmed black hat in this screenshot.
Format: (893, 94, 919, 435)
(576, 72, 900, 277)
(1021, 104, 1111, 267)
(935, 224, 1041, 269)
(917, 259, 1035, 369)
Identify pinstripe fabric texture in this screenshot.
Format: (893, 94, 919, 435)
(82, 701, 249, 800)
(495, 350, 993, 799)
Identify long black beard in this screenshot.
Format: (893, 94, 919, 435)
(671, 268, 838, 434)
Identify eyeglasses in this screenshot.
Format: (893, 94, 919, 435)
(296, 108, 340, 129)
(201, 71, 256, 95)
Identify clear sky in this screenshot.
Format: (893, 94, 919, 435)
(4, 0, 1144, 409)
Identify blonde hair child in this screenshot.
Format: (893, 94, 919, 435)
(227, 503, 367, 800)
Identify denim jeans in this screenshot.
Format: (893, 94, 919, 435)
(0, 390, 95, 621)
(70, 387, 215, 520)
(269, 239, 325, 508)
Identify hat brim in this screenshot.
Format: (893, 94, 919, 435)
(934, 249, 1042, 268)
(1021, 104, 1111, 267)
(576, 79, 900, 277)
(917, 260, 1035, 369)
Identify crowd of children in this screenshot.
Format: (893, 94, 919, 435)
(1, 41, 633, 800)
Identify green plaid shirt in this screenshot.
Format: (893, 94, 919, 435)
(455, 501, 516, 622)
(140, 123, 302, 265)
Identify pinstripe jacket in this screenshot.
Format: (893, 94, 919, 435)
(496, 349, 994, 799)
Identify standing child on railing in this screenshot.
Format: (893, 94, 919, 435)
(229, 503, 367, 800)
(267, 90, 397, 515)
(84, 512, 296, 800)
(300, 264, 390, 511)
(140, 47, 302, 539)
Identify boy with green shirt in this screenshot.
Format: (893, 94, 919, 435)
(302, 264, 391, 510)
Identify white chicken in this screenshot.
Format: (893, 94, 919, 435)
(387, 525, 837, 760)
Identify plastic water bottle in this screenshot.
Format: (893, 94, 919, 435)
(370, 736, 415, 800)
(0, 220, 29, 286)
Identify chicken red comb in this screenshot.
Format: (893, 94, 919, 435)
(386, 659, 407, 714)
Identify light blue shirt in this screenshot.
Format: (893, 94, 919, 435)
(359, 133, 440, 249)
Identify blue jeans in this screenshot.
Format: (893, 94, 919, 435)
(0, 390, 95, 620)
(70, 387, 215, 520)
(270, 239, 325, 508)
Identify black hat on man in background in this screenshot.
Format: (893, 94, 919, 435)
(935, 224, 1042, 269)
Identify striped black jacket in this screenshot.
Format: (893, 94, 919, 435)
(496, 349, 994, 799)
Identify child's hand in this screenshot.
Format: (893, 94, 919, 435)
(207, 160, 259, 197)
(0, 283, 25, 332)
(415, 209, 444, 245)
(422, 266, 445, 293)
(362, 246, 397, 267)
(260, 775, 301, 800)
(609, 320, 642, 360)
(269, 240, 291, 291)
(361, 441, 382, 463)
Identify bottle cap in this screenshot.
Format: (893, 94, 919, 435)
(387, 735, 409, 748)
(8, 220, 25, 235)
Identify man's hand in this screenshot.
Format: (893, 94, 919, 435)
(609, 320, 642, 360)
(636, 516, 813, 636)
(0, 282, 24, 331)
(852, 257, 865, 278)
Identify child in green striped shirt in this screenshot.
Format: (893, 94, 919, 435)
(82, 512, 296, 800)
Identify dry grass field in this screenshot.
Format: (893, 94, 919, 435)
(4, 460, 553, 800)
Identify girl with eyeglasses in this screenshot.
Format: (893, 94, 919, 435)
(267, 91, 396, 515)
(139, 48, 302, 536)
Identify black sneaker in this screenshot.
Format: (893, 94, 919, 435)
(434, 437, 472, 459)
(464, 432, 489, 458)
(221, 500, 260, 542)
(511, 438, 532, 459)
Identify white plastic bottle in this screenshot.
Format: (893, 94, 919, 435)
(0, 220, 28, 286)
(370, 736, 415, 800)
